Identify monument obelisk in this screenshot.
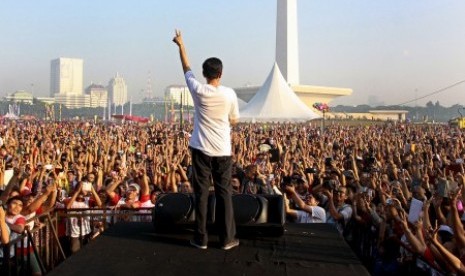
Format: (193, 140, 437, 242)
(276, 0, 299, 85)
(235, 0, 352, 106)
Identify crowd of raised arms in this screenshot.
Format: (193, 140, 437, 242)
(1, 119, 465, 275)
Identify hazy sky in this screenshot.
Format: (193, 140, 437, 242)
(1, 0, 465, 107)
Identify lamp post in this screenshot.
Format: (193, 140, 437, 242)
(30, 83, 34, 104)
(180, 91, 184, 130)
(313, 102, 329, 133)
(321, 110, 325, 132)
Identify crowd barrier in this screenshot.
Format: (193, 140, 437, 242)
(0, 207, 154, 275)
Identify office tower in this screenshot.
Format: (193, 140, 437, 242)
(50, 58, 84, 96)
(85, 83, 108, 108)
(165, 85, 193, 106)
(276, 0, 299, 85)
(108, 73, 128, 106)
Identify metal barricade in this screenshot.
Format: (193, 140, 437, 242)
(0, 207, 154, 275)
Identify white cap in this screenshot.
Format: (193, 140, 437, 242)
(438, 225, 454, 235)
(128, 183, 140, 194)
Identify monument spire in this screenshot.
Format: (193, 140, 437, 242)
(276, 0, 299, 85)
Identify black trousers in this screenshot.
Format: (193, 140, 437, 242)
(190, 147, 236, 245)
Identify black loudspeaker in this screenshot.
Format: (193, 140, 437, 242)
(232, 194, 268, 224)
(152, 193, 216, 231)
(153, 193, 195, 226)
(232, 194, 285, 237)
(153, 193, 285, 236)
(260, 194, 286, 226)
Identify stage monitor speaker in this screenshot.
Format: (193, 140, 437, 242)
(260, 194, 285, 225)
(153, 193, 195, 227)
(153, 193, 285, 236)
(152, 193, 216, 231)
(232, 194, 268, 225)
(233, 194, 285, 237)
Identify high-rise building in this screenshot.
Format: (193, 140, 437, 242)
(108, 73, 128, 106)
(165, 85, 193, 106)
(50, 57, 89, 108)
(85, 83, 108, 108)
(50, 58, 84, 96)
(54, 94, 90, 109)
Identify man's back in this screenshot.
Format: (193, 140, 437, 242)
(174, 30, 239, 250)
(185, 71, 239, 157)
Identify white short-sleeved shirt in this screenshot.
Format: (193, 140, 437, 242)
(296, 206, 327, 223)
(185, 71, 240, 157)
(326, 204, 353, 233)
(67, 201, 91, 238)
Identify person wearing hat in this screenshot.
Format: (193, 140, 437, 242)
(105, 169, 152, 210)
(107, 182, 141, 208)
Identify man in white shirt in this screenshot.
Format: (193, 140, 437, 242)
(173, 30, 240, 250)
(285, 185, 326, 223)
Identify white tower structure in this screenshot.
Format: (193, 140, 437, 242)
(232, 0, 354, 108)
(276, 0, 299, 85)
(108, 73, 128, 106)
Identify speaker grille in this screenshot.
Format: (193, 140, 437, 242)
(154, 193, 193, 224)
(232, 194, 262, 225)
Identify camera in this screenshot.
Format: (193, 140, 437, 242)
(82, 182, 92, 192)
(280, 176, 293, 189)
(304, 167, 317, 174)
(325, 157, 333, 167)
(366, 156, 376, 167)
(323, 179, 338, 191)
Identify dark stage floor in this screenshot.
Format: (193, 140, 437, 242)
(49, 223, 369, 276)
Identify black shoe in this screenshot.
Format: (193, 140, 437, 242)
(221, 239, 239, 250)
(190, 239, 207, 249)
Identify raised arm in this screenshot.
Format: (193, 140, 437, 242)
(0, 208, 9, 244)
(67, 182, 82, 209)
(173, 29, 191, 73)
(450, 189, 465, 250)
(429, 228, 465, 275)
(90, 185, 102, 208)
(285, 185, 312, 214)
(22, 184, 56, 215)
(105, 177, 122, 200)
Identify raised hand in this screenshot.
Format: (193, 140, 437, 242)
(173, 29, 183, 47)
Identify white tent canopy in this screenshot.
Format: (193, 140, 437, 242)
(3, 112, 19, 120)
(239, 63, 320, 122)
(237, 98, 247, 109)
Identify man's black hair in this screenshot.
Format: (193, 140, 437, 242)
(6, 195, 24, 206)
(202, 57, 223, 80)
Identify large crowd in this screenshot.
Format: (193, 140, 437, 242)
(0, 119, 464, 275)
